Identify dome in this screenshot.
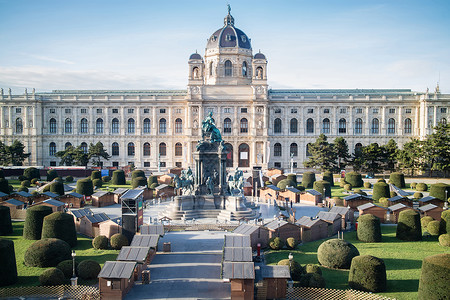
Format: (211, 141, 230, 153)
(254, 52, 266, 59)
(189, 53, 202, 60)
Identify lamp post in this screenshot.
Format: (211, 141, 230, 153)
(71, 250, 77, 286)
(277, 218, 280, 237)
(288, 252, 294, 291)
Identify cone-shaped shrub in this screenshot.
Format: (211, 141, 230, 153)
(24, 238, 71, 267)
(377, 178, 386, 183)
(286, 174, 297, 185)
(439, 234, 450, 247)
(348, 255, 386, 292)
(110, 233, 129, 250)
(112, 170, 126, 185)
(439, 210, 450, 234)
(278, 259, 304, 281)
(429, 183, 450, 201)
(56, 259, 79, 278)
(148, 175, 158, 186)
(357, 214, 382, 242)
(313, 180, 331, 197)
(418, 253, 450, 300)
(302, 172, 316, 188)
(317, 239, 359, 269)
(24, 167, 40, 180)
(0, 238, 18, 286)
(77, 260, 101, 280)
(46, 169, 58, 182)
(277, 179, 296, 190)
(50, 181, 64, 196)
(93, 178, 102, 188)
(416, 183, 428, 191)
(421, 216, 434, 231)
(0, 178, 9, 194)
(39, 268, 66, 286)
(427, 220, 440, 236)
(102, 175, 111, 182)
(23, 205, 53, 240)
(92, 235, 109, 249)
(132, 170, 146, 180)
(132, 176, 148, 188)
(372, 181, 390, 201)
(389, 172, 405, 188)
(0, 206, 13, 235)
(345, 172, 363, 188)
(90, 170, 101, 181)
(305, 264, 322, 275)
(322, 171, 334, 187)
(396, 209, 422, 241)
(41, 212, 77, 247)
(76, 178, 93, 196)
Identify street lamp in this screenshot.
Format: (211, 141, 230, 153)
(288, 253, 294, 291)
(71, 250, 77, 286)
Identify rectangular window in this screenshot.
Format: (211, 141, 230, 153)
(224, 107, 231, 113)
(160, 109, 166, 114)
(307, 108, 314, 114)
(144, 108, 150, 114)
(65, 108, 71, 114)
(81, 108, 87, 114)
(160, 162, 166, 167)
(241, 108, 247, 113)
(323, 109, 330, 114)
(128, 108, 134, 114)
(144, 162, 150, 167)
(15, 108, 21, 113)
(340, 108, 346, 114)
(356, 108, 363, 114)
(112, 162, 119, 167)
(50, 108, 56, 114)
(175, 162, 182, 168)
(274, 162, 281, 168)
(175, 108, 182, 114)
(441, 107, 448, 113)
(293, 162, 297, 168)
(50, 161, 57, 167)
(112, 109, 118, 113)
(389, 108, 396, 114)
(96, 108, 102, 113)
(291, 108, 297, 114)
(405, 109, 412, 114)
(372, 108, 379, 114)
(274, 108, 281, 113)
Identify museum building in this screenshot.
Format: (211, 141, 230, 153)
(0, 9, 449, 171)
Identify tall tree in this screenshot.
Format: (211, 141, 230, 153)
(333, 137, 350, 171)
(397, 139, 426, 176)
(359, 143, 386, 175)
(55, 146, 78, 166)
(425, 122, 450, 177)
(383, 139, 399, 172)
(88, 142, 110, 167)
(303, 134, 337, 171)
(0, 140, 31, 166)
(0, 142, 7, 166)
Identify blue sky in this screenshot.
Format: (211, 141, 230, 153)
(1, 0, 449, 93)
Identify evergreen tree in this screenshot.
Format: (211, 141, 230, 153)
(303, 134, 337, 171)
(0, 140, 31, 166)
(383, 139, 399, 172)
(425, 123, 450, 177)
(88, 142, 111, 167)
(334, 137, 350, 172)
(359, 143, 386, 175)
(55, 146, 76, 166)
(397, 139, 426, 176)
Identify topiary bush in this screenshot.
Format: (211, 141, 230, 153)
(345, 172, 363, 188)
(21, 180, 31, 187)
(296, 185, 305, 192)
(357, 214, 382, 242)
(389, 172, 405, 188)
(317, 239, 359, 269)
(110, 233, 129, 250)
(305, 264, 322, 275)
(418, 253, 450, 300)
(429, 183, 450, 201)
(378, 197, 389, 207)
(414, 192, 423, 199)
(286, 237, 298, 249)
(50, 181, 65, 196)
(333, 197, 344, 207)
(344, 183, 352, 191)
(112, 170, 126, 185)
(439, 210, 450, 235)
(65, 175, 74, 183)
(77, 260, 101, 280)
(278, 259, 304, 281)
(17, 186, 29, 193)
(0, 178, 9, 194)
(150, 183, 158, 190)
(299, 273, 326, 288)
(132, 176, 148, 189)
(76, 178, 93, 196)
(23, 205, 53, 240)
(0, 238, 18, 286)
(364, 182, 372, 189)
(339, 178, 348, 188)
(348, 255, 386, 292)
(18, 175, 27, 181)
(377, 178, 386, 183)
(427, 220, 440, 236)
(39, 268, 66, 286)
(90, 170, 101, 181)
(396, 209, 422, 241)
(102, 176, 111, 183)
(92, 178, 102, 188)
(416, 183, 428, 192)
(24, 238, 72, 267)
(0, 206, 13, 235)
(354, 189, 367, 196)
(286, 174, 297, 184)
(322, 171, 334, 187)
(0, 169, 4, 179)
(92, 235, 109, 249)
(411, 182, 417, 189)
(31, 178, 39, 185)
(439, 234, 450, 247)
(313, 180, 331, 197)
(46, 169, 58, 182)
(421, 216, 434, 231)
(269, 237, 284, 250)
(372, 181, 390, 201)
(148, 175, 158, 186)
(41, 212, 77, 247)
(56, 259, 79, 278)
(24, 167, 40, 180)
(132, 170, 146, 180)
(302, 172, 316, 188)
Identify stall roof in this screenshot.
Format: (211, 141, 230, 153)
(329, 206, 350, 216)
(387, 195, 408, 202)
(5, 199, 24, 206)
(344, 194, 372, 201)
(388, 203, 408, 211)
(13, 191, 32, 198)
(223, 247, 253, 262)
(42, 191, 59, 198)
(266, 185, 280, 191)
(357, 202, 376, 211)
(264, 219, 289, 231)
(155, 184, 169, 190)
(317, 211, 340, 222)
(121, 189, 144, 200)
(116, 246, 150, 263)
(0, 191, 8, 197)
(419, 196, 438, 203)
(260, 265, 290, 279)
(390, 184, 414, 197)
(285, 187, 300, 193)
(296, 216, 323, 227)
(98, 261, 136, 279)
(43, 198, 65, 207)
(85, 213, 109, 223)
(63, 184, 75, 192)
(222, 262, 255, 279)
(140, 224, 165, 236)
(130, 234, 159, 248)
(418, 204, 438, 212)
(92, 191, 110, 198)
(233, 224, 262, 236)
(113, 188, 129, 195)
(306, 189, 322, 196)
(224, 235, 251, 248)
(66, 192, 83, 198)
(70, 208, 93, 218)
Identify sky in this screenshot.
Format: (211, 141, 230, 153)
(0, 0, 449, 94)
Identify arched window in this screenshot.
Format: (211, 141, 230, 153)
(127, 118, 135, 134)
(209, 61, 213, 76)
(339, 118, 346, 134)
(355, 143, 363, 154)
(306, 143, 312, 156)
(29, 120, 33, 128)
(143, 118, 151, 133)
(224, 60, 232, 77)
(404, 118, 412, 134)
(290, 118, 298, 133)
(371, 118, 379, 134)
(192, 67, 199, 79)
(65, 118, 72, 133)
(274, 143, 282, 157)
(111, 118, 119, 134)
(388, 118, 396, 134)
(223, 118, 232, 134)
(242, 61, 248, 77)
(49, 118, 57, 133)
(256, 67, 263, 79)
(127, 142, 135, 156)
(175, 142, 183, 156)
(290, 143, 298, 157)
(49, 142, 56, 156)
(159, 118, 166, 134)
(159, 142, 166, 156)
(322, 118, 330, 134)
(306, 118, 314, 133)
(80, 118, 88, 134)
(65, 142, 72, 149)
(15, 118, 23, 133)
(354, 118, 363, 134)
(80, 142, 88, 154)
(112, 142, 119, 156)
(441, 118, 447, 125)
(225, 143, 233, 167)
(96, 118, 103, 134)
(240, 118, 248, 133)
(238, 143, 250, 167)
(274, 118, 282, 133)
(143, 142, 151, 156)
(175, 118, 183, 133)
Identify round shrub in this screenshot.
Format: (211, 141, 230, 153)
(348, 255, 386, 292)
(148, 175, 158, 186)
(389, 172, 405, 188)
(302, 172, 316, 188)
(92, 178, 103, 188)
(322, 171, 334, 187)
(286, 173, 297, 184)
(390, 191, 397, 198)
(65, 175, 74, 183)
(396, 209, 422, 241)
(357, 214, 382, 242)
(18, 175, 27, 181)
(41, 212, 77, 247)
(132, 170, 146, 180)
(296, 185, 305, 192)
(305, 264, 322, 275)
(317, 239, 359, 269)
(39, 268, 66, 286)
(112, 170, 126, 185)
(56, 259, 79, 279)
(414, 192, 423, 199)
(23, 205, 53, 240)
(411, 182, 417, 189)
(339, 178, 348, 188)
(110, 233, 129, 250)
(299, 273, 326, 288)
(132, 176, 148, 189)
(21, 180, 31, 187)
(372, 182, 390, 201)
(150, 183, 158, 190)
(18, 186, 29, 193)
(0, 238, 18, 286)
(313, 180, 331, 197)
(286, 237, 298, 249)
(418, 253, 450, 300)
(421, 216, 434, 231)
(278, 259, 304, 281)
(77, 260, 101, 280)
(427, 220, 440, 236)
(46, 169, 58, 182)
(377, 178, 386, 183)
(24, 167, 40, 180)
(24, 238, 71, 267)
(102, 175, 111, 183)
(378, 197, 389, 207)
(345, 172, 363, 188)
(429, 183, 450, 201)
(277, 179, 296, 190)
(439, 234, 450, 247)
(364, 182, 372, 189)
(439, 210, 450, 235)
(31, 178, 39, 185)
(333, 197, 344, 207)
(354, 189, 367, 196)
(55, 177, 63, 183)
(92, 235, 109, 249)
(50, 181, 64, 196)
(90, 170, 101, 181)
(344, 183, 352, 191)
(416, 183, 428, 192)
(0, 178, 9, 194)
(269, 237, 284, 250)
(76, 178, 93, 196)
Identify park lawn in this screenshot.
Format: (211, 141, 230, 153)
(330, 186, 348, 198)
(0, 221, 119, 288)
(265, 226, 449, 300)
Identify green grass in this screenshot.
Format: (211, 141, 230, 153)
(330, 186, 348, 198)
(265, 226, 450, 300)
(0, 221, 119, 288)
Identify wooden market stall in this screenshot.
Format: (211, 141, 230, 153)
(260, 265, 290, 299)
(140, 224, 165, 237)
(233, 224, 269, 250)
(296, 216, 328, 243)
(58, 192, 85, 208)
(116, 246, 151, 279)
(357, 203, 388, 223)
(316, 211, 341, 236)
(79, 213, 110, 237)
(299, 189, 322, 205)
(222, 261, 255, 300)
(418, 204, 443, 221)
(91, 191, 115, 207)
(388, 203, 410, 223)
(329, 206, 354, 230)
(98, 261, 137, 300)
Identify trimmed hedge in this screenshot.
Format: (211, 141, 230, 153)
(427, 220, 440, 236)
(24, 238, 72, 267)
(269, 237, 284, 250)
(363, 182, 372, 189)
(322, 171, 334, 187)
(299, 273, 326, 288)
(339, 178, 348, 188)
(102, 176, 111, 183)
(286, 174, 297, 185)
(18, 186, 29, 193)
(31, 178, 39, 185)
(110, 233, 129, 250)
(429, 183, 450, 201)
(39, 268, 66, 286)
(313, 180, 331, 197)
(41, 212, 77, 247)
(416, 183, 428, 192)
(148, 175, 158, 186)
(50, 181, 65, 196)
(296, 185, 305, 192)
(21, 180, 31, 187)
(421, 216, 434, 231)
(56, 259, 79, 278)
(47, 169, 58, 182)
(24, 167, 40, 180)
(0, 206, 13, 235)
(92, 235, 109, 250)
(333, 197, 344, 207)
(345, 172, 363, 188)
(286, 237, 298, 249)
(305, 264, 322, 275)
(23, 205, 53, 240)
(389, 172, 405, 188)
(396, 209, 422, 241)
(357, 214, 382, 242)
(90, 170, 101, 181)
(354, 189, 367, 196)
(278, 259, 304, 281)
(0, 169, 4, 179)
(377, 178, 386, 183)
(439, 234, 450, 247)
(18, 175, 27, 181)
(0, 178, 9, 194)
(93, 178, 103, 188)
(302, 172, 316, 188)
(348, 255, 386, 292)
(0, 238, 18, 286)
(440, 210, 450, 234)
(418, 253, 450, 300)
(317, 239, 359, 269)
(372, 182, 390, 201)
(65, 176, 74, 183)
(414, 192, 423, 199)
(77, 260, 101, 280)
(132, 170, 146, 180)
(344, 183, 352, 191)
(76, 178, 93, 196)
(132, 176, 148, 189)
(112, 170, 126, 185)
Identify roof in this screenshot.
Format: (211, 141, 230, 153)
(285, 187, 300, 193)
(260, 265, 290, 279)
(113, 188, 129, 195)
(92, 191, 110, 197)
(233, 224, 263, 236)
(357, 202, 375, 210)
(296, 216, 324, 227)
(63, 184, 74, 192)
(0, 191, 8, 197)
(329, 206, 350, 216)
(70, 208, 93, 218)
(222, 262, 255, 279)
(264, 219, 289, 231)
(42, 191, 59, 198)
(43, 198, 65, 207)
(269, 89, 415, 97)
(13, 191, 32, 197)
(266, 185, 280, 191)
(130, 234, 159, 248)
(390, 184, 414, 197)
(224, 235, 251, 248)
(223, 247, 253, 262)
(85, 213, 109, 223)
(306, 189, 322, 196)
(98, 261, 136, 279)
(116, 246, 150, 263)
(419, 196, 438, 203)
(66, 192, 83, 198)
(344, 194, 372, 201)
(388, 203, 408, 211)
(418, 204, 439, 212)
(140, 224, 165, 236)
(189, 53, 202, 60)
(5, 199, 24, 206)
(155, 184, 170, 190)
(387, 195, 407, 202)
(254, 52, 266, 60)
(121, 189, 144, 200)
(317, 211, 340, 222)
